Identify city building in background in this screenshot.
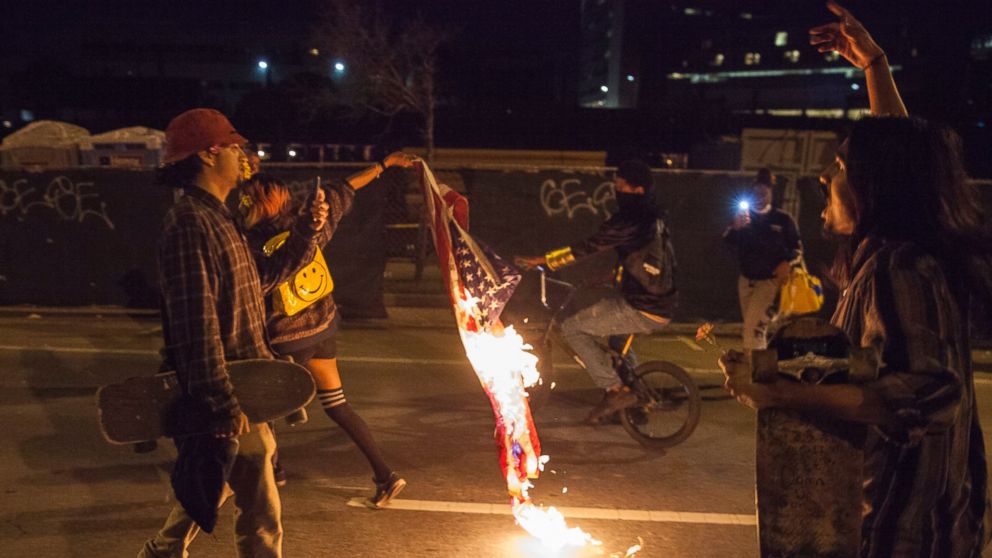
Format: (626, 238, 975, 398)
(1, 1, 989, 174)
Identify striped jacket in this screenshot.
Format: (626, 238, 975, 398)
(833, 236, 990, 558)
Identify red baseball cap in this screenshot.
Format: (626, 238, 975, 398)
(162, 108, 248, 165)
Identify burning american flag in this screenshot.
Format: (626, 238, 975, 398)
(416, 160, 600, 552)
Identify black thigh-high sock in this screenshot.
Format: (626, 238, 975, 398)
(317, 388, 393, 483)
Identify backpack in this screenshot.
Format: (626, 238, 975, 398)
(624, 219, 677, 295)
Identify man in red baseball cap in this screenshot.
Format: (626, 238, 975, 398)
(140, 108, 328, 558)
(162, 108, 249, 165)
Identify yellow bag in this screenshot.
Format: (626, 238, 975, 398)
(264, 231, 334, 316)
(779, 262, 824, 316)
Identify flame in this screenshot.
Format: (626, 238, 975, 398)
(456, 299, 600, 551)
(513, 501, 601, 551)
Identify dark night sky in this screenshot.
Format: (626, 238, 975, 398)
(3, 0, 988, 99)
(1, 0, 990, 172)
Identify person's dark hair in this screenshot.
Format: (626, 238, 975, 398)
(837, 116, 992, 327)
(616, 159, 654, 191)
(155, 154, 203, 189)
(754, 167, 773, 186)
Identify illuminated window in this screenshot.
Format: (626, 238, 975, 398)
(775, 32, 788, 47)
(309, 48, 319, 56)
(740, 12, 753, 19)
(784, 50, 800, 63)
(684, 7, 699, 15)
(745, 52, 761, 65)
(711, 53, 725, 67)
(824, 51, 840, 62)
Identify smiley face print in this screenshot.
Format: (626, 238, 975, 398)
(293, 259, 330, 302)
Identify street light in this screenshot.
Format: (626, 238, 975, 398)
(334, 61, 346, 72)
(257, 60, 269, 70)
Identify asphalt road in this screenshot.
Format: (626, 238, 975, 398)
(1, 312, 991, 558)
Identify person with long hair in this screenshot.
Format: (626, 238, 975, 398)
(242, 152, 415, 508)
(721, 3, 992, 556)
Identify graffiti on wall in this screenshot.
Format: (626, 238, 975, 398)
(540, 178, 615, 220)
(0, 176, 115, 229)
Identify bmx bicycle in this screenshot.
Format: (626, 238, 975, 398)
(517, 267, 702, 450)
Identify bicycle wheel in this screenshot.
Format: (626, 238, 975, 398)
(619, 361, 701, 449)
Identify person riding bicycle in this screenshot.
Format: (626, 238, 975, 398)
(516, 159, 678, 424)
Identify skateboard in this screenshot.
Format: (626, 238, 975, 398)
(750, 317, 879, 558)
(96, 359, 315, 445)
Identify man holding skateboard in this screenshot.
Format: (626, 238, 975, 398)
(138, 108, 328, 558)
(721, 3, 992, 557)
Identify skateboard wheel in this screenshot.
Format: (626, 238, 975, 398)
(285, 408, 309, 426)
(751, 349, 778, 384)
(133, 440, 158, 454)
(849, 347, 880, 383)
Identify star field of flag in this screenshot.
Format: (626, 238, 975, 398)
(452, 227, 521, 329)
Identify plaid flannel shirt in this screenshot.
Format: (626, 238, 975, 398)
(833, 237, 990, 557)
(158, 186, 317, 419)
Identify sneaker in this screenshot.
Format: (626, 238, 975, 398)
(585, 389, 638, 424)
(369, 473, 406, 509)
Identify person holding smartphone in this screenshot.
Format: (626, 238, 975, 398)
(722, 167, 802, 351)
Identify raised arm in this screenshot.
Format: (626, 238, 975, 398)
(343, 151, 417, 191)
(809, 1, 908, 117)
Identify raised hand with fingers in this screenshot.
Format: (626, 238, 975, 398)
(383, 151, 417, 168)
(809, 1, 884, 70)
(309, 185, 329, 230)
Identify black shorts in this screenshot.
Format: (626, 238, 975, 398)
(276, 332, 337, 364)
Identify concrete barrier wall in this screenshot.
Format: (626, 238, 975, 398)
(2, 166, 988, 323)
(0, 167, 388, 318)
(461, 167, 799, 322)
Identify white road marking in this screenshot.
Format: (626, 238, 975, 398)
(346, 497, 756, 526)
